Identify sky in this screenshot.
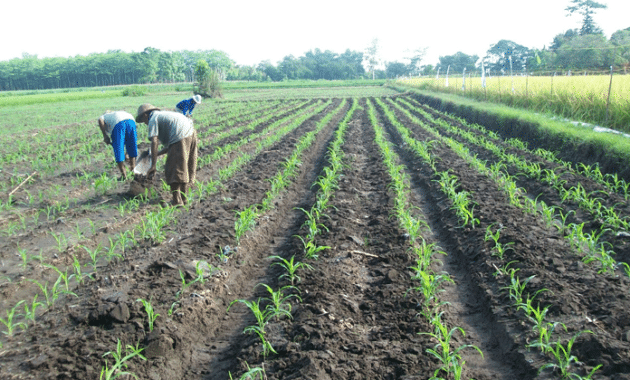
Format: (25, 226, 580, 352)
(2, 0, 629, 68)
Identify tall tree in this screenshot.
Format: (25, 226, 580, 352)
(385, 62, 409, 78)
(550, 29, 580, 51)
(484, 40, 533, 73)
(611, 29, 630, 69)
(554, 33, 612, 69)
(565, 0, 607, 35)
(364, 38, 381, 80)
(437, 52, 479, 74)
(405, 47, 427, 76)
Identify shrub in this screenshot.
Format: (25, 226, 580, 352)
(194, 59, 223, 98)
(122, 85, 147, 97)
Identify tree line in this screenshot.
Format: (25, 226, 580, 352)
(0, 47, 367, 91)
(385, 1, 630, 78)
(1, 1, 628, 90)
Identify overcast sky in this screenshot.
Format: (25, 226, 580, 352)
(2, 0, 628, 67)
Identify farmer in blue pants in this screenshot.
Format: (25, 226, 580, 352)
(175, 95, 202, 117)
(98, 110, 138, 180)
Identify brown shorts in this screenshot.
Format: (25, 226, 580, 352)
(164, 131, 198, 185)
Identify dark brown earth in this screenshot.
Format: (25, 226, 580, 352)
(1, 94, 630, 379)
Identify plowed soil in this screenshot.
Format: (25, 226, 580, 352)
(1, 94, 630, 380)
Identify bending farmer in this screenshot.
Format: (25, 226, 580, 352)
(136, 103, 198, 207)
(97, 110, 138, 180)
(175, 95, 202, 117)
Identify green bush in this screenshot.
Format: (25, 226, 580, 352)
(122, 86, 147, 97)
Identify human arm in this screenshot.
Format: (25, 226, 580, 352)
(147, 136, 169, 178)
(147, 136, 159, 178)
(98, 118, 111, 145)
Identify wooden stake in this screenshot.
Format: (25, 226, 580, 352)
(8, 171, 37, 197)
(350, 250, 379, 258)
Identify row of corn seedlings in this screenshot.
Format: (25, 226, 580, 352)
(393, 98, 626, 277)
(226, 99, 362, 379)
(375, 98, 480, 229)
(291, 99, 358, 261)
(197, 101, 322, 169)
(232, 100, 342, 244)
(222, 101, 357, 378)
(423, 106, 630, 200)
(368, 98, 484, 379)
(197, 100, 308, 151)
(381, 97, 603, 378)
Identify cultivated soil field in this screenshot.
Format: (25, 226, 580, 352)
(1, 88, 630, 379)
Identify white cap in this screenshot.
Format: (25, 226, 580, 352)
(193, 95, 202, 104)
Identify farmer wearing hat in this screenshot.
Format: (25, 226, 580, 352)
(175, 95, 202, 117)
(136, 104, 198, 206)
(97, 110, 138, 180)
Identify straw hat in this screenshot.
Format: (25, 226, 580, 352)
(192, 95, 202, 104)
(136, 104, 160, 122)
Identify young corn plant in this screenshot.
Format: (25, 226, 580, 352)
(82, 244, 103, 272)
(257, 283, 301, 321)
(229, 362, 265, 380)
(44, 264, 75, 293)
(71, 255, 92, 285)
(234, 206, 257, 245)
(419, 316, 484, 379)
(269, 255, 313, 286)
(100, 340, 147, 380)
(23, 295, 43, 326)
(295, 235, 330, 260)
(136, 298, 159, 332)
(484, 224, 515, 260)
(537, 330, 599, 379)
(29, 278, 65, 309)
(1, 300, 26, 336)
(50, 231, 68, 253)
(227, 298, 277, 358)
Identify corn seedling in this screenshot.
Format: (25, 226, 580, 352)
(193, 260, 218, 284)
(502, 274, 536, 306)
(419, 317, 483, 379)
(105, 237, 123, 262)
(538, 330, 598, 379)
(412, 271, 454, 314)
(216, 247, 229, 263)
(234, 206, 257, 244)
(493, 260, 519, 277)
(257, 283, 301, 321)
(177, 269, 198, 298)
(295, 235, 330, 260)
(484, 224, 515, 260)
(17, 246, 30, 269)
(136, 298, 159, 332)
(82, 244, 103, 272)
(100, 339, 147, 380)
(229, 362, 265, 380)
(23, 295, 43, 326)
(168, 301, 179, 316)
(71, 255, 92, 285)
(269, 255, 313, 285)
(50, 231, 68, 253)
(28, 277, 66, 309)
(1, 300, 26, 336)
(44, 264, 74, 293)
(227, 298, 277, 357)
